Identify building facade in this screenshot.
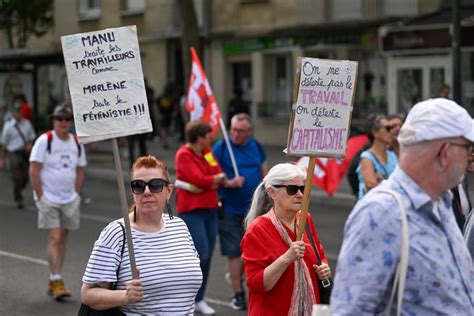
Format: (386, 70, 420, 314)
(0, 0, 444, 145)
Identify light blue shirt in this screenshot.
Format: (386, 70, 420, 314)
(357, 149, 398, 199)
(332, 167, 474, 315)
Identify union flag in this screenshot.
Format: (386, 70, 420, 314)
(185, 47, 221, 136)
(295, 134, 369, 196)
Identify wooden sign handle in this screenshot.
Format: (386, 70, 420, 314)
(112, 138, 139, 279)
(296, 156, 316, 240)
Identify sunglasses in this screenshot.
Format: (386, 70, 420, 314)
(382, 125, 393, 132)
(131, 178, 169, 194)
(55, 117, 72, 122)
(273, 184, 305, 196)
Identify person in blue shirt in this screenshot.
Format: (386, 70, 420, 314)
(332, 98, 474, 315)
(213, 113, 267, 310)
(357, 114, 398, 199)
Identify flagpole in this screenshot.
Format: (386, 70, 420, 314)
(297, 156, 316, 240)
(219, 117, 239, 177)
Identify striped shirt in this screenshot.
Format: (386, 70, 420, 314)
(83, 215, 202, 315)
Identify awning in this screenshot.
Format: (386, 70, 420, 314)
(0, 51, 64, 68)
(379, 6, 474, 55)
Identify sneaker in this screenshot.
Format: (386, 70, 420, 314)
(47, 279, 71, 300)
(230, 292, 247, 311)
(195, 300, 216, 315)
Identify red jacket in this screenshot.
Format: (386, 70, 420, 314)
(175, 145, 222, 213)
(241, 212, 328, 315)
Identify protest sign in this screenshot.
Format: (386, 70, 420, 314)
(287, 58, 358, 158)
(61, 25, 152, 143)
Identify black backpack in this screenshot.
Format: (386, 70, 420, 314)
(346, 143, 370, 197)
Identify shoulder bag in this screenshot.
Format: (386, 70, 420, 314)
(78, 222, 126, 316)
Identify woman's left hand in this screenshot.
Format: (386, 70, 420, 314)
(314, 263, 331, 280)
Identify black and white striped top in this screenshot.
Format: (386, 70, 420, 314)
(83, 215, 202, 315)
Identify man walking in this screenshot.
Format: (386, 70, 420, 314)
(0, 103, 36, 208)
(213, 113, 267, 310)
(29, 105, 87, 300)
(331, 98, 474, 314)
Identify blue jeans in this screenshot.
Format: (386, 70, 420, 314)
(179, 208, 218, 302)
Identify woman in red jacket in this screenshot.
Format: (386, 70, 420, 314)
(241, 163, 331, 316)
(175, 120, 243, 315)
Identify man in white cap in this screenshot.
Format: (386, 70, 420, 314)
(29, 105, 87, 300)
(331, 98, 474, 314)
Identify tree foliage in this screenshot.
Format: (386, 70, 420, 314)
(0, 0, 54, 49)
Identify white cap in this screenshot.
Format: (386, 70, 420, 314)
(398, 98, 474, 146)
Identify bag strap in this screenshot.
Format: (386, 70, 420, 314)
(365, 151, 390, 178)
(305, 222, 322, 265)
(375, 189, 409, 316)
(14, 123, 28, 147)
(112, 222, 126, 290)
(45, 130, 81, 157)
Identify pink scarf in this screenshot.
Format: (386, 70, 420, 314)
(267, 208, 315, 316)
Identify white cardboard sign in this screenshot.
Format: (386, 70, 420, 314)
(61, 25, 152, 143)
(287, 57, 358, 158)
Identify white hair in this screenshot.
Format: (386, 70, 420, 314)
(244, 163, 306, 229)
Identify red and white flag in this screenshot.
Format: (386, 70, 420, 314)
(296, 134, 369, 196)
(185, 47, 221, 136)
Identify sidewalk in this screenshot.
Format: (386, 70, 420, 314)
(84, 137, 474, 203)
(85, 137, 357, 202)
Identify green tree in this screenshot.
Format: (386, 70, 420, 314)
(0, 0, 53, 49)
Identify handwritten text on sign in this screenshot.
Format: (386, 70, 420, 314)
(61, 26, 152, 143)
(287, 58, 358, 157)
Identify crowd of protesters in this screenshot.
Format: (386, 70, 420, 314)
(3, 83, 474, 315)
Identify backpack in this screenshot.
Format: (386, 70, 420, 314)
(346, 143, 371, 197)
(44, 130, 81, 157)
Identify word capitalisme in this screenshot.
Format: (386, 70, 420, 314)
(290, 127, 346, 152)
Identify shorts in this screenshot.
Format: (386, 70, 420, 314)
(36, 195, 81, 230)
(218, 212, 245, 257)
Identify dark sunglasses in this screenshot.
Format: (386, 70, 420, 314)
(55, 117, 72, 122)
(273, 184, 305, 196)
(382, 125, 393, 132)
(131, 178, 169, 194)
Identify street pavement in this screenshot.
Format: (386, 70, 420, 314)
(2, 136, 472, 315)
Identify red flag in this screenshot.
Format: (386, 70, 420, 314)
(295, 134, 369, 196)
(185, 47, 221, 136)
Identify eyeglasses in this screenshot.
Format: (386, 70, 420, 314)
(130, 178, 169, 194)
(448, 142, 473, 154)
(231, 128, 250, 133)
(273, 184, 305, 196)
(381, 125, 393, 132)
(55, 117, 72, 122)
(437, 142, 474, 157)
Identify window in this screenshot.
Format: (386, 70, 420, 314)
(78, 0, 101, 20)
(121, 0, 145, 15)
(331, 0, 361, 20)
(259, 54, 293, 117)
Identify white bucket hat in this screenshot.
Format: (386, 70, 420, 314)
(398, 98, 474, 146)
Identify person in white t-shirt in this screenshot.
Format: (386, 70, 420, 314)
(29, 105, 87, 301)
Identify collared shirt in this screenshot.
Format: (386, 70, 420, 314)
(1, 118, 36, 152)
(331, 166, 474, 315)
